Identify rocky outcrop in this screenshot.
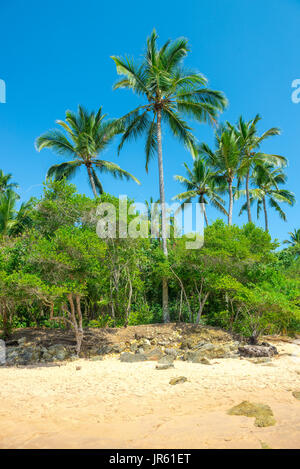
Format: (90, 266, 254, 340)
(4, 326, 280, 367)
(5, 341, 76, 366)
(183, 341, 239, 361)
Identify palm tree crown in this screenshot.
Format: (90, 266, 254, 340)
(36, 106, 140, 197)
(112, 29, 227, 170)
(284, 229, 300, 246)
(0, 190, 33, 237)
(231, 114, 287, 222)
(173, 156, 227, 226)
(237, 163, 295, 231)
(0, 169, 19, 194)
(199, 126, 241, 225)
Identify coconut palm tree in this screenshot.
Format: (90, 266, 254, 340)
(199, 126, 241, 226)
(283, 229, 300, 247)
(173, 156, 227, 226)
(0, 170, 19, 194)
(237, 164, 295, 232)
(36, 106, 140, 198)
(111, 29, 227, 321)
(230, 115, 286, 223)
(0, 190, 33, 237)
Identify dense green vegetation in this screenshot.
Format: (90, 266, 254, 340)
(0, 178, 299, 352)
(0, 31, 299, 353)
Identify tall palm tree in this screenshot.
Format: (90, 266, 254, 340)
(111, 29, 227, 321)
(0, 170, 19, 194)
(283, 228, 300, 247)
(0, 190, 33, 237)
(199, 126, 241, 226)
(230, 115, 286, 222)
(36, 106, 140, 198)
(173, 156, 227, 226)
(237, 164, 295, 232)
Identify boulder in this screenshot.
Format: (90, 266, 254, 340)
(47, 344, 68, 361)
(238, 345, 278, 358)
(144, 348, 164, 361)
(120, 352, 147, 362)
(164, 348, 178, 358)
(184, 343, 234, 360)
(158, 355, 174, 365)
(192, 356, 211, 365)
(292, 391, 300, 400)
(169, 376, 187, 385)
(95, 344, 114, 355)
(227, 401, 276, 427)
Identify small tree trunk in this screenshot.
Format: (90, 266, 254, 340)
(0, 303, 10, 339)
(262, 196, 269, 232)
(228, 178, 233, 226)
(157, 108, 169, 323)
(67, 293, 82, 356)
(86, 164, 98, 198)
(246, 170, 252, 223)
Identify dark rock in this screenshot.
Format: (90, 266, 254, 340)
(96, 344, 113, 355)
(238, 345, 278, 358)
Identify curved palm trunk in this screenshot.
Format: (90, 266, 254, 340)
(157, 109, 169, 323)
(262, 196, 269, 232)
(245, 170, 252, 223)
(228, 178, 233, 226)
(86, 164, 98, 198)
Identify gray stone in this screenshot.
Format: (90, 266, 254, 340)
(192, 356, 211, 365)
(158, 355, 174, 365)
(144, 348, 163, 361)
(156, 363, 174, 370)
(164, 348, 178, 358)
(95, 344, 113, 355)
(120, 352, 147, 362)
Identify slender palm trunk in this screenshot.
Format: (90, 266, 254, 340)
(86, 164, 98, 198)
(200, 196, 208, 226)
(246, 170, 252, 223)
(262, 196, 269, 232)
(228, 178, 233, 226)
(157, 109, 169, 323)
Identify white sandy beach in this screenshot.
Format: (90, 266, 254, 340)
(0, 341, 299, 449)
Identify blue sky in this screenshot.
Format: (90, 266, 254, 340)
(0, 0, 299, 243)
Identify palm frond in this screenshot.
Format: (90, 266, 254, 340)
(46, 160, 82, 180)
(93, 160, 140, 185)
